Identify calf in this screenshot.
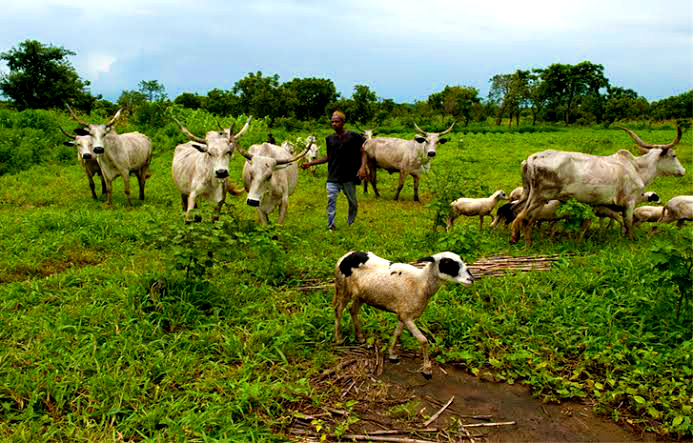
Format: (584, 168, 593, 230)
(59, 126, 106, 200)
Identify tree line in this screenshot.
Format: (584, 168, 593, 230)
(1, 40, 691, 127)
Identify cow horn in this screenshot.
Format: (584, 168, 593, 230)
(233, 116, 253, 139)
(275, 146, 310, 165)
(172, 116, 207, 144)
(106, 109, 122, 127)
(414, 122, 427, 134)
(618, 126, 682, 151)
(236, 147, 253, 161)
(65, 104, 89, 126)
(57, 125, 74, 139)
(439, 121, 456, 136)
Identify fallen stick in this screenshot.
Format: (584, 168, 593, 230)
(341, 379, 356, 397)
(423, 396, 454, 427)
(461, 421, 516, 428)
(316, 358, 357, 381)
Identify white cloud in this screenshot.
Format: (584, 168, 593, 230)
(81, 53, 116, 80)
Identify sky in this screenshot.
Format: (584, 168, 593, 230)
(1, 0, 691, 104)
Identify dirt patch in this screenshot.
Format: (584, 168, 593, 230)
(284, 347, 661, 442)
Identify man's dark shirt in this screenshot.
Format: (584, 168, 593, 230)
(326, 131, 365, 183)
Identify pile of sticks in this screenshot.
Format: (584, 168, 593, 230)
(466, 254, 564, 278)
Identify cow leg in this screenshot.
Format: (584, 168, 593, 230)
(103, 177, 114, 207)
(137, 171, 146, 201)
(181, 194, 189, 211)
(212, 199, 224, 222)
(277, 195, 289, 224)
(256, 208, 269, 225)
(368, 160, 380, 197)
(122, 173, 133, 206)
(623, 206, 635, 240)
(413, 174, 420, 202)
(99, 175, 107, 199)
(479, 214, 484, 230)
(404, 319, 432, 378)
(86, 173, 97, 200)
(394, 172, 407, 201)
(184, 193, 197, 223)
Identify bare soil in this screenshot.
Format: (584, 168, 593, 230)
(285, 347, 663, 442)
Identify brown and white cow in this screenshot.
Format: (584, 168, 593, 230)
(171, 116, 252, 223)
(363, 122, 455, 201)
(510, 127, 685, 244)
(67, 105, 152, 207)
(59, 125, 107, 200)
(239, 142, 309, 225)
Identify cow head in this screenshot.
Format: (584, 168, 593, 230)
(67, 104, 122, 155)
(414, 121, 456, 157)
(619, 126, 686, 176)
(174, 116, 252, 179)
(59, 125, 96, 160)
(238, 144, 310, 207)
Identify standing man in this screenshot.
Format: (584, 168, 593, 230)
(301, 110, 367, 231)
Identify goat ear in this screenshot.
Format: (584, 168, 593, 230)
(417, 256, 435, 263)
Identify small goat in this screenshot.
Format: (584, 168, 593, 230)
(633, 206, 664, 226)
(334, 251, 474, 378)
(448, 190, 508, 231)
(508, 186, 524, 202)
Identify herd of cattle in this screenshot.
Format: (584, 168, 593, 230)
(60, 107, 691, 242)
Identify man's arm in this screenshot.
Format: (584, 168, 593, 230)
(301, 156, 329, 169)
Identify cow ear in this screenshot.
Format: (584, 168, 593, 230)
(439, 138, 448, 144)
(74, 128, 89, 136)
(191, 143, 207, 153)
(415, 136, 426, 143)
(63, 141, 75, 147)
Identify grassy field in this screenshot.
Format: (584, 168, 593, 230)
(1, 112, 692, 441)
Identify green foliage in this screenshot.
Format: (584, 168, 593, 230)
(555, 198, 595, 235)
(649, 226, 693, 319)
(0, 40, 96, 111)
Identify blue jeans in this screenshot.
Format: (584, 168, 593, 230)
(326, 182, 358, 229)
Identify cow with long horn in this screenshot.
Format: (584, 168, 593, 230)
(171, 116, 251, 223)
(66, 104, 152, 206)
(58, 125, 107, 200)
(363, 121, 455, 201)
(240, 140, 311, 225)
(510, 126, 685, 244)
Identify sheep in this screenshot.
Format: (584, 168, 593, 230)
(633, 206, 664, 226)
(509, 186, 524, 202)
(658, 196, 693, 227)
(334, 251, 474, 378)
(447, 190, 508, 231)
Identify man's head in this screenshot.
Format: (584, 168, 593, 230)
(331, 111, 345, 133)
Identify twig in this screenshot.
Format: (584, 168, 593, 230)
(324, 406, 347, 416)
(316, 358, 357, 381)
(340, 434, 437, 443)
(423, 396, 454, 427)
(341, 379, 356, 397)
(461, 421, 516, 428)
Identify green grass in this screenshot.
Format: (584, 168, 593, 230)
(1, 116, 692, 441)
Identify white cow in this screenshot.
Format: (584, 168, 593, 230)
(239, 142, 310, 224)
(68, 105, 152, 206)
(511, 127, 685, 244)
(59, 125, 106, 200)
(363, 122, 455, 201)
(171, 116, 252, 222)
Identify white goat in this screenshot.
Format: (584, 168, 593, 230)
(633, 206, 664, 226)
(334, 251, 474, 378)
(448, 190, 508, 231)
(509, 186, 524, 202)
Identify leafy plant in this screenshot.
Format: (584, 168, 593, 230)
(649, 226, 693, 319)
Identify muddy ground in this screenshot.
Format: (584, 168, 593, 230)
(284, 346, 662, 442)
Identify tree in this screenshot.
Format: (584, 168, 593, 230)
(280, 77, 338, 120)
(202, 88, 240, 116)
(649, 90, 693, 120)
(138, 80, 167, 102)
(0, 40, 96, 111)
(603, 86, 649, 122)
(350, 84, 377, 123)
(429, 86, 480, 125)
(174, 92, 203, 110)
(538, 61, 609, 124)
(233, 71, 282, 119)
